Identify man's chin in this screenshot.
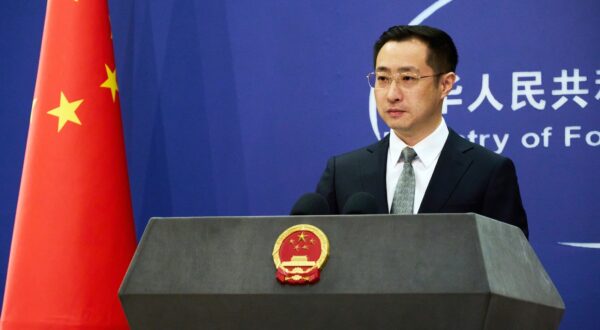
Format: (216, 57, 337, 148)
(384, 120, 410, 133)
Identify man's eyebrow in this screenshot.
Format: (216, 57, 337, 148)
(397, 66, 419, 72)
(375, 66, 419, 73)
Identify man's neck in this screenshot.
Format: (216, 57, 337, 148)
(392, 117, 443, 146)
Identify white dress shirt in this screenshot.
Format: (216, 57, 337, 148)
(386, 118, 449, 213)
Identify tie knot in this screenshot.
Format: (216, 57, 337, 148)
(401, 147, 417, 163)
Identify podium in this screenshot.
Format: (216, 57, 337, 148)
(119, 213, 564, 329)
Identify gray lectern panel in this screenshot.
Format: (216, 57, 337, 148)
(122, 294, 490, 330)
(119, 213, 564, 329)
(476, 215, 561, 304)
(121, 214, 490, 294)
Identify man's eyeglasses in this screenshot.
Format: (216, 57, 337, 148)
(366, 71, 446, 89)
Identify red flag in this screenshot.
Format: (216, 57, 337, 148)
(1, 1, 136, 328)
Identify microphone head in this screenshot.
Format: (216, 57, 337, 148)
(290, 193, 330, 215)
(342, 192, 378, 214)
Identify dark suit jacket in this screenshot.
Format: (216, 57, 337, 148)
(316, 129, 529, 238)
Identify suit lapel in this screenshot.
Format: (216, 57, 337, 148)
(419, 130, 473, 213)
(361, 135, 389, 213)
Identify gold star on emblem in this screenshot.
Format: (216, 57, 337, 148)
(100, 64, 119, 102)
(298, 232, 307, 242)
(47, 92, 84, 132)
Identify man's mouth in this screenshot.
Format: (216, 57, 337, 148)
(387, 109, 407, 117)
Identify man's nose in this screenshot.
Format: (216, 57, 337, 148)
(386, 80, 403, 102)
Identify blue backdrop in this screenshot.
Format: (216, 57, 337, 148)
(1, 1, 598, 328)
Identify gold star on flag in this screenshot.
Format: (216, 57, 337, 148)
(47, 92, 84, 132)
(100, 64, 119, 102)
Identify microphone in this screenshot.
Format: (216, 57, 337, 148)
(342, 192, 378, 214)
(290, 193, 330, 215)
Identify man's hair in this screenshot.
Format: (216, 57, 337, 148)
(373, 25, 458, 74)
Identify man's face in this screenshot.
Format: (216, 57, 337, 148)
(374, 39, 454, 144)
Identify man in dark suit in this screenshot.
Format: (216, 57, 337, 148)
(316, 25, 528, 237)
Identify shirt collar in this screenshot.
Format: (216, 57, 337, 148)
(388, 118, 449, 168)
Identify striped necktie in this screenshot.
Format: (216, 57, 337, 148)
(391, 147, 417, 214)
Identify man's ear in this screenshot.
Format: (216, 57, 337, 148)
(439, 72, 457, 99)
